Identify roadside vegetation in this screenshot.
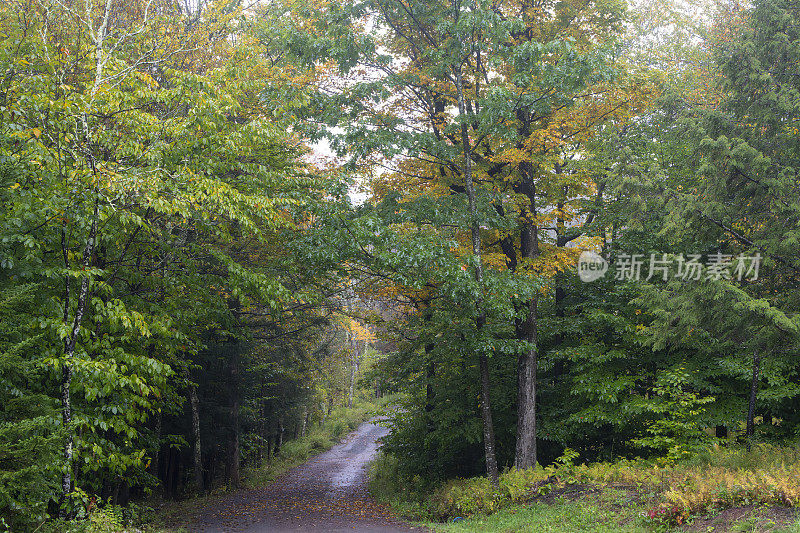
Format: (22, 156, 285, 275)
(150, 394, 393, 532)
(370, 444, 800, 531)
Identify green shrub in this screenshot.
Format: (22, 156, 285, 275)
(630, 367, 715, 464)
(368, 452, 403, 502)
(279, 439, 312, 461)
(329, 419, 347, 438)
(687, 442, 800, 471)
(39, 506, 127, 533)
(367, 452, 441, 520)
(498, 466, 552, 503)
(433, 477, 499, 518)
(309, 433, 332, 451)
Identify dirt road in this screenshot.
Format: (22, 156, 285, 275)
(189, 420, 424, 532)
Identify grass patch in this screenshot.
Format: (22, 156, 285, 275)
(427, 496, 800, 533)
(430, 498, 650, 533)
(33, 504, 166, 533)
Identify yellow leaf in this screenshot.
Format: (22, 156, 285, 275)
(31, 128, 41, 138)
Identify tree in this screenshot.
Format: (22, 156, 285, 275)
(0, 0, 325, 519)
(647, 0, 800, 447)
(291, 0, 653, 474)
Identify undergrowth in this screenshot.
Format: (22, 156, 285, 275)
(30, 503, 158, 533)
(369, 443, 800, 528)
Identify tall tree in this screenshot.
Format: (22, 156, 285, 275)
(0, 0, 324, 520)
(294, 0, 646, 472)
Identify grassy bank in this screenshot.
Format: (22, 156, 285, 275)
(369, 444, 800, 532)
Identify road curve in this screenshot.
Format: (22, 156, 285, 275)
(190, 420, 424, 533)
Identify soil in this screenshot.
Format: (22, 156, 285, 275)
(186, 420, 424, 533)
(684, 504, 797, 532)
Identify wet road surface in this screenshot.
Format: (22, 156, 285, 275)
(190, 420, 424, 532)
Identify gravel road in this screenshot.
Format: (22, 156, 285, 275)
(189, 420, 425, 533)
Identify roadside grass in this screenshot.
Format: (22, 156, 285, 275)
(426, 496, 800, 533)
(369, 443, 800, 532)
(32, 503, 167, 533)
(429, 497, 650, 533)
(243, 396, 384, 487)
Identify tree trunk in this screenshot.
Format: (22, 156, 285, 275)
(152, 409, 161, 479)
(454, 62, 499, 488)
(114, 480, 130, 506)
(515, 296, 538, 469)
(553, 194, 567, 381)
(425, 349, 436, 463)
(300, 407, 308, 438)
(228, 343, 240, 488)
(60, 361, 73, 513)
(514, 155, 540, 470)
(348, 361, 355, 408)
(552, 280, 566, 379)
(746, 349, 761, 452)
(277, 415, 284, 452)
(425, 356, 435, 431)
(478, 354, 499, 483)
(190, 386, 203, 492)
(348, 338, 362, 409)
(59, 202, 98, 516)
(165, 449, 177, 498)
(206, 450, 215, 489)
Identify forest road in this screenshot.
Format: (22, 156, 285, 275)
(189, 420, 426, 533)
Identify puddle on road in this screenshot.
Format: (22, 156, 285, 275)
(326, 427, 385, 496)
(328, 445, 377, 493)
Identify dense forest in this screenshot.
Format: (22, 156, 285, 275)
(1, 0, 799, 530)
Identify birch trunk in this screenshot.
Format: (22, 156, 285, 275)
(59, 202, 98, 516)
(300, 408, 308, 438)
(277, 415, 284, 451)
